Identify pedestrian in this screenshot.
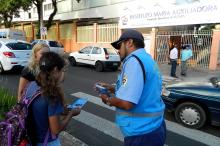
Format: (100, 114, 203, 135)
(94, 29, 166, 146)
(26, 52, 81, 145)
(17, 43, 50, 100)
(181, 45, 193, 76)
(169, 44, 178, 78)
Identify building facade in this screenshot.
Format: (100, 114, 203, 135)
(7, 0, 220, 70)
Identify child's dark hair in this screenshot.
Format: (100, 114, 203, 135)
(36, 52, 65, 103)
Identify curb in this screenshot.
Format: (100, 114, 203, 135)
(59, 131, 88, 146)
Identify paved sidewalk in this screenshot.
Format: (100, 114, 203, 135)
(159, 63, 220, 83)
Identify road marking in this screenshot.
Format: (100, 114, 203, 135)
(71, 92, 220, 146)
(73, 110, 123, 141)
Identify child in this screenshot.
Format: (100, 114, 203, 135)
(26, 52, 80, 146)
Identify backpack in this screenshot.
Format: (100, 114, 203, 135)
(0, 82, 41, 146)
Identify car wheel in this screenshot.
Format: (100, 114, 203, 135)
(95, 61, 104, 72)
(175, 102, 206, 129)
(69, 57, 76, 66)
(0, 63, 4, 74)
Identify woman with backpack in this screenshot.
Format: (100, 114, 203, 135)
(26, 52, 81, 146)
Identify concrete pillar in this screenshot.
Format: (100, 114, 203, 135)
(93, 23, 97, 42)
(118, 27, 122, 38)
(209, 29, 220, 70)
(21, 23, 24, 31)
(149, 27, 158, 59)
(72, 21, 77, 52)
(56, 21, 60, 41)
(31, 22, 35, 40)
(72, 21, 77, 43)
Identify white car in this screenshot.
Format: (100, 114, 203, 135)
(69, 46, 121, 72)
(31, 39, 64, 56)
(0, 39, 32, 73)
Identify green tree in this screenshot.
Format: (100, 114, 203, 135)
(0, 0, 31, 28)
(33, 0, 81, 38)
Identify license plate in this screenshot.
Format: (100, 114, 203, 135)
(113, 63, 118, 66)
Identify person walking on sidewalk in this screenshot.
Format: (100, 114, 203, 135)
(169, 44, 178, 78)
(94, 29, 166, 146)
(181, 45, 193, 76)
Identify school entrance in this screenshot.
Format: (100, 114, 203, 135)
(155, 30, 213, 69)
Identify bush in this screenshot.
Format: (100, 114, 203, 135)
(0, 87, 17, 120)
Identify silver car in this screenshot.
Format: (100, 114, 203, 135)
(31, 39, 64, 56)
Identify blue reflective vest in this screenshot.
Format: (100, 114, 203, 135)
(115, 49, 165, 137)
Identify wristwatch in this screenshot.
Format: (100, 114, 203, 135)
(106, 97, 111, 106)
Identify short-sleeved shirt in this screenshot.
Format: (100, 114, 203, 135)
(181, 49, 193, 61)
(21, 67, 36, 81)
(27, 82, 64, 143)
(115, 53, 144, 104)
(170, 47, 178, 60)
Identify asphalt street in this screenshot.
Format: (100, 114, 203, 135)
(0, 64, 220, 146)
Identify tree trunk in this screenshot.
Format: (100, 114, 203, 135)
(45, 0, 57, 31)
(35, 1, 43, 39)
(3, 14, 12, 28)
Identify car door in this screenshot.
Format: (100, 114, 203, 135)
(76, 46, 92, 64)
(90, 47, 102, 65)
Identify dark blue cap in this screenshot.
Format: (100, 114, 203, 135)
(111, 29, 144, 49)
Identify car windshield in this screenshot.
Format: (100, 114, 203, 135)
(104, 48, 117, 55)
(6, 42, 32, 50)
(49, 41, 63, 47)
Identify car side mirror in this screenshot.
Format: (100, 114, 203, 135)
(210, 77, 220, 87)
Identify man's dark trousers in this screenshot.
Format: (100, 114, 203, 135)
(124, 121, 166, 146)
(170, 59, 177, 77)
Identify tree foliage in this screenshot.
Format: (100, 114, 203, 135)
(0, 0, 31, 28)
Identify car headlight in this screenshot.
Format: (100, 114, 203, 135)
(162, 87, 171, 96)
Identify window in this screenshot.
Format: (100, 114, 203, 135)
(33, 7, 37, 13)
(44, 5, 48, 11)
(6, 43, 32, 50)
(80, 47, 92, 54)
(104, 48, 117, 55)
(28, 13, 31, 19)
(92, 47, 102, 54)
(49, 41, 63, 47)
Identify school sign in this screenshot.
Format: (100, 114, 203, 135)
(119, 1, 220, 28)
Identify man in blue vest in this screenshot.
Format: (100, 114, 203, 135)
(95, 29, 166, 146)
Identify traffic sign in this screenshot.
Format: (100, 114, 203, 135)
(41, 27, 47, 36)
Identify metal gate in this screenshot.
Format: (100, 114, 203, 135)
(155, 30, 213, 69)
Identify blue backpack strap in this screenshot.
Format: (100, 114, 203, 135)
(21, 81, 41, 106)
(131, 54, 146, 83)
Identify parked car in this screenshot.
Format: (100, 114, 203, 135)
(68, 46, 121, 72)
(162, 77, 220, 129)
(0, 39, 32, 73)
(31, 39, 64, 55)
